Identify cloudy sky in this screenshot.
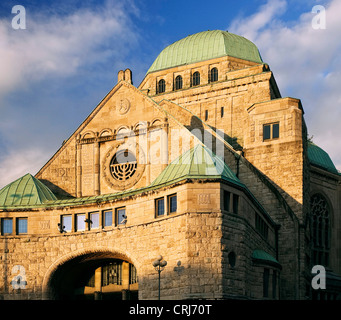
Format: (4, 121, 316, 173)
(0, 0, 340, 188)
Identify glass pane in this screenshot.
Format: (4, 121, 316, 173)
(76, 214, 86, 231)
(156, 198, 164, 216)
(104, 211, 112, 227)
(17, 218, 27, 234)
(263, 125, 271, 140)
(62, 215, 72, 232)
(272, 123, 279, 138)
(91, 212, 99, 229)
(224, 191, 230, 211)
(117, 208, 126, 225)
(169, 195, 177, 213)
(2, 219, 13, 234)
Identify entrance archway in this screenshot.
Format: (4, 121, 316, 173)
(43, 249, 138, 300)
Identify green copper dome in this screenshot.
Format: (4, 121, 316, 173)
(307, 142, 339, 175)
(147, 30, 263, 74)
(150, 144, 244, 188)
(0, 173, 57, 208)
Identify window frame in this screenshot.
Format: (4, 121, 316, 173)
(168, 194, 177, 214)
(90, 211, 100, 230)
(103, 210, 113, 228)
(16, 217, 28, 235)
(61, 215, 72, 233)
(155, 197, 165, 217)
(210, 67, 218, 82)
(75, 213, 86, 231)
(116, 207, 126, 225)
(175, 75, 183, 90)
(192, 71, 200, 86)
(158, 79, 166, 94)
(263, 122, 280, 141)
(1, 218, 13, 235)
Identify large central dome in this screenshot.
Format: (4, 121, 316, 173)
(147, 30, 263, 74)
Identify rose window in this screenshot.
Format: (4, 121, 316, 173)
(109, 149, 137, 181)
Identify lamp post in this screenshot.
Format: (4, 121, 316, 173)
(152, 255, 167, 300)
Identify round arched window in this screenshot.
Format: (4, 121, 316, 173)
(228, 251, 236, 268)
(109, 149, 137, 181)
(158, 79, 165, 93)
(192, 72, 200, 86)
(175, 75, 183, 90)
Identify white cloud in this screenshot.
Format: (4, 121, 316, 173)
(229, 0, 341, 171)
(0, 1, 141, 188)
(0, 1, 139, 100)
(0, 147, 48, 189)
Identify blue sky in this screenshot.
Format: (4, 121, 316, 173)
(0, 0, 340, 188)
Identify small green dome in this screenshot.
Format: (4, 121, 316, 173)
(307, 142, 339, 174)
(0, 173, 57, 208)
(147, 30, 263, 74)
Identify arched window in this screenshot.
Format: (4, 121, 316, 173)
(158, 79, 165, 93)
(210, 67, 218, 82)
(192, 71, 200, 86)
(311, 194, 330, 266)
(175, 75, 183, 90)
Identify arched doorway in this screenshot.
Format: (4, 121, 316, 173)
(45, 250, 138, 300)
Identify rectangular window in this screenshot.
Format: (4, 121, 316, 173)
(272, 271, 277, 299)
(76, 214, 86, 231)
(102, 263, 122, 286)
(2, 218, 13, 235)
(116, 208, 126, 225)
(61, 215, 72, 232)
(16, 218, 27, 234)
(221, 106, 224, 118)
(103, 210, 113, 227)
(168, 194, 177, 214)
(205, 110, 208, 121)
(90, 212, 99, 229)
(223, 190, 230, 211)
(155, 198, 165, 217)
(263, 123, 280, 141)
(232, 194, 239, 214)
(263, 268, 270, 298)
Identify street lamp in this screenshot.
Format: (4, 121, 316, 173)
(152, 255, 167, 300)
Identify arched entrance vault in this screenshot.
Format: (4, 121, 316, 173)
(42, 248, 139, 300)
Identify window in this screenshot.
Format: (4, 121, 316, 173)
(228, 251, 236, 268)
(223, 190, 230, 211)
(158, 79, 165, 93)
(168, 194, 177, 214)
(221, 106, 224, 118)
(232, 194, 239, 214)
(103, 210, 113, 227)
(255, 213, 268, 240)
(16, 218, 27, 234)
(90, 212, 99, 229)
(192, 71, 200, 86)
(116, 208, 126, 225)
(210, 67, 218, 82)
(61, 215, 72, 232)
(129, 264, 138, 284)
(175, 75, 183, 90)
(110, 149, 137, 182)
(263, 268, 270, 298)
(263, 123, 279, 141)
(1, 218, 13, 235)
(272, 271, 277, 299)
(311, 194, 330, 266)
(155, 198, 165, 217)
(76, 214, 86, 231)
(204, 110, 208, 121)
(102, 262, 122, 286)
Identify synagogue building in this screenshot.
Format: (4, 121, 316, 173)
(0, 30, 340, 300)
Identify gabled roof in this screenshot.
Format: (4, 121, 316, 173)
(307, 142, 339, 175)
(147, 30, 263, 74)
(0, 173, 57, 207)
(150, 144, 244, 188)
